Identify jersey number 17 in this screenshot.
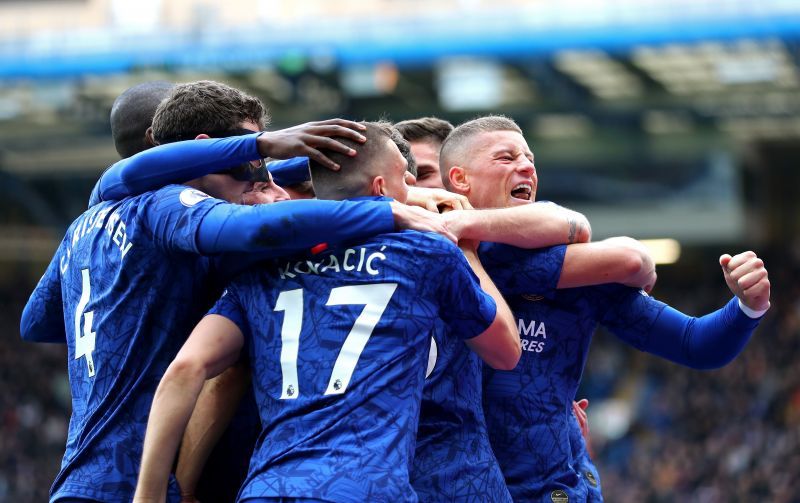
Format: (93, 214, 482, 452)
(274, 283, 397, 399)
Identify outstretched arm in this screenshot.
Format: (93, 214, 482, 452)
(444, 201, 591, 248)
(145, 187, 456, 282)
(604, 251, 770, 370)
(194, 198, 455, 257)
(91, 119, 368, 206)
(91, 134, 262, 205)
(134, 315, 244, 503)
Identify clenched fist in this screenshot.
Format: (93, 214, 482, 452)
(720, 251, 770, 312)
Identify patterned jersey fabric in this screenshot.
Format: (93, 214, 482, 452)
(211, 228, 497, 502)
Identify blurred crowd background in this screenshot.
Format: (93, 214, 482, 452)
(1, 0, 798, 501)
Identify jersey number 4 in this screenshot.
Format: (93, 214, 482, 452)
(74, 269, 97, 377)
(274, 283, 397, 399)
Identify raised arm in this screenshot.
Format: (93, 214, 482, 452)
(91, 119, 369, 205)
(444, 201, 591, 249)
(91, 134, 262, 205)
(603, 251, 770, 370)
(134, 315, 244, 503)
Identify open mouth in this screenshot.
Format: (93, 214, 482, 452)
(510, 182, 532, 201)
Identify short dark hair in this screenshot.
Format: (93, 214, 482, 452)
(110, 81, 174, 158)
(439, 115, 522, 189)
(151, 80, 268, 144)
(309, 121, 400, 200)
(394, 117, 454, 146)
(388, 126, 416, 177)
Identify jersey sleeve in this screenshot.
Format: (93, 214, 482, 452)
(431, 239, 497, 340)
(138, 185, 228, 255)
(478, 243, 566, 297)
(92, 134, 261, 203)
(207, 285, 250, 339)
(599, 285, 761, 369)
(20, 243, 66, 343)
(139, 186, 395, 265)
(195, 198, 394, 257)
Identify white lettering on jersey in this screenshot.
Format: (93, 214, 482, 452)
(278, 246, 388, 280)
(61, 207, 135, 273)
(517, 318, 547, 353)
(518, 318, 546, 339)
(320, 254, 341, 274)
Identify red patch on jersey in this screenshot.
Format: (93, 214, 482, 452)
(310, 243, 328, 255)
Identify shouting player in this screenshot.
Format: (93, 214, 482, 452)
(133, 121, 519, 502)
(439, 115, 771, 502)
(110, 113, 597, 502)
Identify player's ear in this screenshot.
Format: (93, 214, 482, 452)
(370, 176, 386, 197)
(145, 127, 158, 147)
(448, 165, 470, 193)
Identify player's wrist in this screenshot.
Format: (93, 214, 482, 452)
(254, 131, 276, 158)
(737, 298, 769, 319)
(452, 209, 484, 240)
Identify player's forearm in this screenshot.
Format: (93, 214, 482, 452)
(676, 297, 762, 369)
(557, 238, 655, 290)
(614, 295, 761, 370)
(600, 237, 655, 289)
(98, 134, 261, 202)
(449, 203, 590, 249)
(197, 199, 394, 255)
(461, 247, 521, 370)
(176, 363, 251, 497)
(135, 362, 208, 502)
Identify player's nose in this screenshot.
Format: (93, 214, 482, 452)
(273, 184, 291, 202)
(517, 159, 535, 178)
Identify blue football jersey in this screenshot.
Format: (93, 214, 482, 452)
(22, 181, 400, 502)
(481, 243, 670, 502)
(410, 241, 565, 503)
(33, 185, 228, 502)
(210, 229, 497, 503)
(411, 321, 510, 503)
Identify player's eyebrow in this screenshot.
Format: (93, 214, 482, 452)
(489, 144, 516, 156)
(490, 139, 534, 159)
(490, 144, 531, 160)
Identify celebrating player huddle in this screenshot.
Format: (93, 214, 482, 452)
(21, 80, 770, 503)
